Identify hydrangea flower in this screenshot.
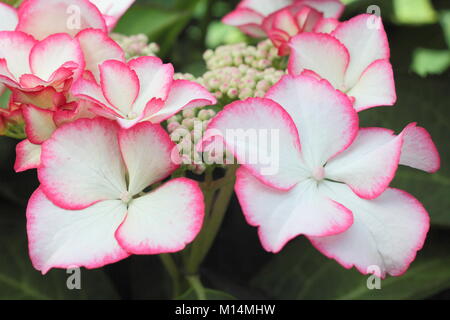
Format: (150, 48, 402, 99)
(0, 28, 124, 107)
(27, 118, 204, 273)
(264, 6, 339, 55)
(206, 75, 440, 277)
(71, 57, 216, 128)
(223, 0, 343, 38)
(289, 14, 396, 111)
(0, 31, 84, 108)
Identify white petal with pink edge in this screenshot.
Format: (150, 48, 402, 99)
(309, 181, 430, 278)
(265, 75, 358, 170)
(29, 33, 84, 82)
(347, 59, 396, 111)
(325, 127, 403, 199)
(100, 60, 139, 117)
(89, 0, 135, 30)
(17, 0, 107, 40)
(76, 29, 125, 82)
(71, 77, 113, 111)
(118, 122, 178, 196)
(400, 123, 440, 173)
(240, 0, 292, 16)
(270, 9, 299, 36)
(38, 118, 127, 210)
(222, 7, 263, 26)
(115, 178, 204, 254)
(0, 2, 18, 31)
(14, 139, 42, 172)
(235, 167, 353, 253)
(27, 188, 129, 274)
(313, 18, 339, 33)
(303, 0, 344, 19)
(128, 56, 174, 114)
(148, 80, 216, 123)
(288, 33, 349, 89)
(332, 14, 390, 88)
(0, 31, 36, 80)
(23, 105, 57, 144)
(207, 97, 308, 190)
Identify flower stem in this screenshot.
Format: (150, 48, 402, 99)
(185, 165, 237, 275)
(159, 253, 182, 298)
(186, 275, 207, 300)
(159, 165, 238, 299)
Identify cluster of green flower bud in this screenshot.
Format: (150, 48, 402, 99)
(176, 40, 286, 105)
(203, 39, 281, 71)
(166, 107, 224, 175)
(111, 33, 160, 60)
(198, 66, 285, 102)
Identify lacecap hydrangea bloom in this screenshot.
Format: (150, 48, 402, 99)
(223, 0, 344, 38)
(28, 118, 204, 273)
(206, 75, 440, 277)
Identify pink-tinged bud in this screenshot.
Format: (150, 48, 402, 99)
(203, 49, 214, 60)
(182, 109, 196, 119)
(233, 56, 243, 65)
(167, 115, 181, 123)
(239, 87, 253, 100)
(254, 90, 265, 98)
(182, 118, 195, 130)
(219, 83, 230, 92)
(245, 56, 255, 64)
(197, 109, 210, 121)
(167, 121, 180, 133)
(256, 80, 271, 91)
(208, 78, 220, 90)
(257, 59, 271, 69)
(238, 65, 249, 73)
(227, 88, 239, 99)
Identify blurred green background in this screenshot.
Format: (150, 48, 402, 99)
(0, 0, 449, 299)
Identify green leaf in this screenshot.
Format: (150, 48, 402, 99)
(251, 233, 450, 300)
(394, 0, 438, 25)
(176, 288, 236, 300)
(114, 1, 204, 57)
(114, 4, 187, 40)
(411, 48, 450, 77)
(205, 22, 247, 49)
(440, 10, 450, 48)
(0, 215, 119, 300)
(359, 74, 450, 227)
